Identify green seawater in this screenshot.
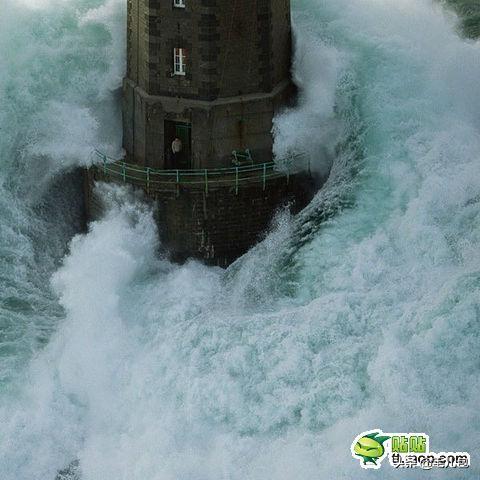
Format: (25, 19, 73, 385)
(0, 1, 479, 479)
(445, 0, 480, 38)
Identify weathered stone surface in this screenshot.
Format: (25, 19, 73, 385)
(87, 169, 315, 267)
(124, 0, 294, 167)
(127, 0, 291, 98)
(85, 0, 313, 267)
(123, 78, 294, 168)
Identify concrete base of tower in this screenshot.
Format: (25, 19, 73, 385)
(85, 169, 316, 267)
(122, 78, 296, 170)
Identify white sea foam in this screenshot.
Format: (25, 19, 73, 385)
(273, 28, 344, 177)
(0, 0, 125, 179)
(0, 0, 480, 479)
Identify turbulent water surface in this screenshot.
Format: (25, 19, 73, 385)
(0, 0, 479, 479)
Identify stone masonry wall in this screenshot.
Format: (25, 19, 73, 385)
(123, 78, 293, 168)
(123, 0, 294, 167)
(126, 0, 291, 99)
(86, 169, 314, 267)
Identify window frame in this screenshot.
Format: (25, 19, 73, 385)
(173, 0, 186, 8)
(173, 47, 187, 76)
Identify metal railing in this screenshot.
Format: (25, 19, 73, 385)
(91, 150, 310, 195)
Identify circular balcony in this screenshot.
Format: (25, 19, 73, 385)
(90, 150, 311, 196)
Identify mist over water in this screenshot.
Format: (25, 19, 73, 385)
(0, 0, 479, 479)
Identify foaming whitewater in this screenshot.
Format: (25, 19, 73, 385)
(0, 0, 124, 396)
(1, 0, 480, 479)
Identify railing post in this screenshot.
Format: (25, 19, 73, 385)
(235, 167, 239, 195)
(263, 163, 266, 191)
(286, 170, 290, 186)
(146, 167, 150, 194)
(176, 170, 180, 197)
(122, 162, 126, 182)
(204, 169, 209, 195)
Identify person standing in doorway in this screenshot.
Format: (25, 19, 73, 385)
(171, 137, 182, 165)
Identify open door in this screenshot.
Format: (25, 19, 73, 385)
(165, 120, 192, 169)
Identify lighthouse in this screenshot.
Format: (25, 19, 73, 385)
(87, 0, 314, 266)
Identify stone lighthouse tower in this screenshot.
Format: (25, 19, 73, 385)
(88, 0, 314, 266)
(123, 0, 293, 167)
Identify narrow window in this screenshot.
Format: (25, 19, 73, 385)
(173, 48, 186, 76)
(173, 0, 186, 8)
